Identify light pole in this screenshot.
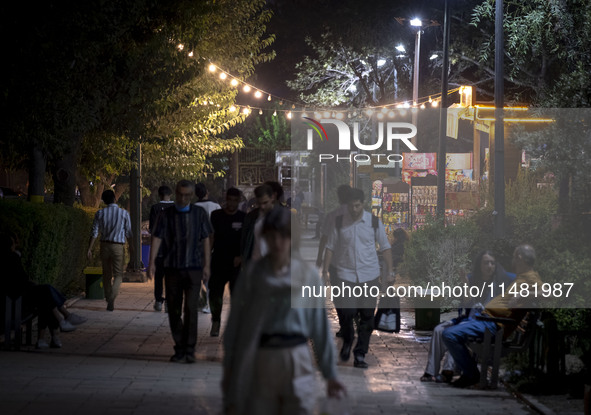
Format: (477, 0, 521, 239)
(436, 0, 450, 220)
(410, 18, 422, 109)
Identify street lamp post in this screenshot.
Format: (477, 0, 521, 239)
(436, 0, 450, 220)
(410, 18, 422, 109)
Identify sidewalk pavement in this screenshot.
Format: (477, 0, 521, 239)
(0, 230, 538, 415)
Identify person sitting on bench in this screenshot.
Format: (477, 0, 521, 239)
(1, 232, 87, 349)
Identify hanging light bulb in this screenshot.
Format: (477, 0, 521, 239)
(188, 51, 194, 57)
(388, 111, 395, 118)
(287, 111, 292, 119)
(259, 109, 263, 115)
(323, 111, 331, 118)
(177, 44, 184, 51)
(365, 109, 374, 117)
(229, 105, 236, 112)
(432, 100, 439, 107)
(420, 103, 426, 109)
(336, 112, 345, 120)
(254, 91, 263, 98)
(242, 107, 251, 115)
(219, 72, 227, 80)
(230, 79, 238, 87)
(273, 110, 277, 116)
(267, 95, 272, 101)
(243, 85, 251, 93)
(208, 64, 216, 72)
(377, 112, 385, 120)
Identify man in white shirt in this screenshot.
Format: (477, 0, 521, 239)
(194, 182, 221, 314)
(323, 188, 392, 368)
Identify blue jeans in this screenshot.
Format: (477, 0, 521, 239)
(441, 318, 497, 378)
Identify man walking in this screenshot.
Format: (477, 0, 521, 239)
(442, 244, 542, 387)
(194, 182, 221, 314)
(148, 180, 212, 363)
(240, 183, 278, 265)
(209, 187, 245, 337)
(148, 185, 174, 312)
(88, 189, 133, 311)
(323, 188, 392, 369)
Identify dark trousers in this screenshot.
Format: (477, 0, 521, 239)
(209, 265, 240, 323)
(28, 284, 65, 330)
(164, 268, 202, 354)
(154, 257, 165, 302)
(336, 277, 379, 359)
(329, 265, 344, 329)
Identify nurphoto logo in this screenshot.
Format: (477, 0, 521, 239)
(302, 117, 418, 164)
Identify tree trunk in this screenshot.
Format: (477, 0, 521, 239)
(51, 137, 80, 206)
(28, 146, 46, 203)
(77, 174, 103, 208)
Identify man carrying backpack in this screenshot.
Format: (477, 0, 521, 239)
(322, 188, 392, 369)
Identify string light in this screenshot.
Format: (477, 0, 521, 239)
(204, 62, 461, 119)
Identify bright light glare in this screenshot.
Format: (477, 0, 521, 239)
(243, 85, 251, 93)
(208, 64, 216, 72)
(410, 18, 422, 27)
(377, 59, 387, 67)
(219, 72, 227, 80)
(230, 79, 238, 86)
(396, 45, 406, 53)
(254, 91, 263, 98)
(229, 105, 236, 112)
(430, 54, 438, 60)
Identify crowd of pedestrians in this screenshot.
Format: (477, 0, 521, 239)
(1, 177, 546, 413)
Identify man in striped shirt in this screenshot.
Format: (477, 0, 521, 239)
(87, 189, 133, 311)
(148, 180, 212, 363)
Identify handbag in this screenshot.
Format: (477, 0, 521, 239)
(374, 295, 401, 333)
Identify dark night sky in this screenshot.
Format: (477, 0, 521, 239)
(244, 0, 449, 104)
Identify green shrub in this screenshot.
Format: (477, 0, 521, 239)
(0, 199, 96, 295)
(401, 217, 478, 308)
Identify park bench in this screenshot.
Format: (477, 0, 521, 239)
(469, 311, 540, 389)
(2, 295, 37, 351)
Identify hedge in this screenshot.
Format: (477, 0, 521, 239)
(0, 199, 97, 296)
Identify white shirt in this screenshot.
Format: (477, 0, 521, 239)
(325, 210, 391, 283)
(194, 200, 221, 218)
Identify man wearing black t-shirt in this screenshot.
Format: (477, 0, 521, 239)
(209, 187, 246, 337)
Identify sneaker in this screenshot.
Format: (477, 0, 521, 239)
(106, 300, 114, 311)
(50, 337, 63, 348)
(59, 319, 77, 332)
(36, 339, 49, 349)
(201, 305, 211, 314)
(154, 301, 163, 312)
(66, 313, 87, 325)
(170, 352, 185, 363)
(210, 321, 221, 337)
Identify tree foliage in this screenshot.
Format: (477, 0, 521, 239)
(468, 0, 591, 105)
(0, 0, 275, 205)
